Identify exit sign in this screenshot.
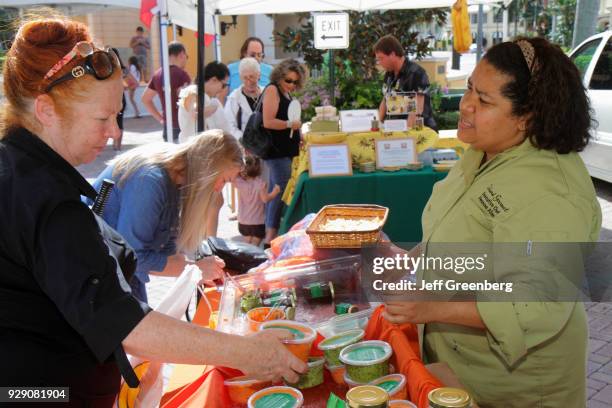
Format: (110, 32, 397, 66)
(313, 13, 349, 50)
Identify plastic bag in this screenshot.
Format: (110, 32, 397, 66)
(117, 265, 202, 408)
(204, 237, 268, 273)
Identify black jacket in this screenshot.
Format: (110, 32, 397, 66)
(0, 127, 150, 401)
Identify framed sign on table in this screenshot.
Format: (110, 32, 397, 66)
(308, 143, 353, 177)
(375, 138, 417, 169)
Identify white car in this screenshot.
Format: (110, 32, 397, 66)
(569, 31, 612, 183)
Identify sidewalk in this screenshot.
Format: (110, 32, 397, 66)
(77, 117, 612, 407)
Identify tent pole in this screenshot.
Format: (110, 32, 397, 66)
(476, 4, 484, 62)
(214, 14, 222, 62)
(197, 0, 205, 133)
(329, 49, 335, 106)
(159, 2, 175, 141)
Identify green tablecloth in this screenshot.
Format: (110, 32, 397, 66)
(279, 167, 448, 243)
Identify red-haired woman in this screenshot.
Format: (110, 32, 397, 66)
(0, 13, 305, 406)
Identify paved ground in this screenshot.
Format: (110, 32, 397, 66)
(78, 117, 612, 407)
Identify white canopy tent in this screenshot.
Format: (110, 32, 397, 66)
(1, 0, 140, 14)
(203, 0, 505, 16)
(171, 0, 509, 131)
(4, 0, 510, 134)
(165, 0, 508, 32)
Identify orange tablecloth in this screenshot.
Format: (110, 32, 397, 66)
(160, 293, 444, 408)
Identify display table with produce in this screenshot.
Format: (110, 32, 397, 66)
(154, 215, 477, 408)
(280, 167, 448, 242)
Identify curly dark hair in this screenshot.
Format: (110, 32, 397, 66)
(483, 37, 593, 153)
(269, 59, 307, 91)
(241, 154, 262, 179)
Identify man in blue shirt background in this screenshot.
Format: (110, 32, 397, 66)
(228, 37, 273, 93)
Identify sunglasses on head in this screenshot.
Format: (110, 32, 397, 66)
(44, 41, 121, 92)
(283, 78, 299, 85)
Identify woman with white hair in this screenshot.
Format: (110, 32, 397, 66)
(224, 57, 263, 140)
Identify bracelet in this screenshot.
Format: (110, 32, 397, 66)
(286, 120, 291, 129)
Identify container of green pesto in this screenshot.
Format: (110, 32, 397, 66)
(247, 385, 304, 408)
(317, 329, 365, 366)
(340, 340, 393, 383)
(286, 356, 325, 389)
(369, 374, 407, 400)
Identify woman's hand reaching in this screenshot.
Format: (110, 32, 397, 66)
(195, 255, 225, 285)
(236, 329, 308, 383)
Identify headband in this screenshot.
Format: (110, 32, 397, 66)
(515, 39, 538, 75)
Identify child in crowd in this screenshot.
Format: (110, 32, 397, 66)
(126, 56, 143, 118)
(233, 155, 280, 245)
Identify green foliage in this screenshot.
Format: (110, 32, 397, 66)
(433, 111, 460, 131)
(336, 73, 384, 111)
(0, 8, 17, 49)
(295, 73, 384, 121)
(276, 10, 447, 121)
(294, 76, 336, 121)
(274, 9, 447, 80)
(573, 54, 594, 76)
(545, 0, 576, 48)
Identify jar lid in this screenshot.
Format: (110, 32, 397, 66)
(346, 385, 389, 407)
(263, 324, 304, 339)
(248, 386, 303, 408)
(428, 387, 471, 408)
(369, 374, 406, 393)
(260, 320, 316, 344)
(318, 329, 365, 350)
(340, 340, 393, 366)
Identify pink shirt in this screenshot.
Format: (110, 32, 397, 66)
(233, 176, 265, 225)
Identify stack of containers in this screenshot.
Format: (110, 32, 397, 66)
(339, 340, 393, 385)
(311, 105, 340, 132)
(317, 329, 365, 385)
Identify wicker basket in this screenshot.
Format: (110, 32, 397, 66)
(306, 204, 389, 248)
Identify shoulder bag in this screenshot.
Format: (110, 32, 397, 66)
(240, 85, 273, 159)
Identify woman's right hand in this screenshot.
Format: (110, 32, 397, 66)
(290, 121, 302, 131)
(195, 255, 225, 285)
(237, 329, 308, 383)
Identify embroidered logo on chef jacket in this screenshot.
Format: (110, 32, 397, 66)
(476, 185, 510, 217)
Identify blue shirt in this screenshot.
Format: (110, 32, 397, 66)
(91, 165, 180, 283)
(228, 60, 273, 93)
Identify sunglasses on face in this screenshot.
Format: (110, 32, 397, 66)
(283, 78, 299, 85)
(248, 52, 264, 59)
(44, 41, 120, 92)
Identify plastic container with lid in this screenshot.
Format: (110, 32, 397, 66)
(427, 387, 472, 408)
(346, 385, 390, 408)
(369, 374, 407, 401)
(247, 385, 304, 408)
(259, 320, 316, 362)
(344, 368, 368, 389)
(246, 307, 286, 332)
(389, 400, 417, 408)
(340, 340, 393, 383)
(224, 376, 271, 405)
(318, 329, 365, 366)
(286, 356, 325, 389)
(325, 363, 346, 385)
